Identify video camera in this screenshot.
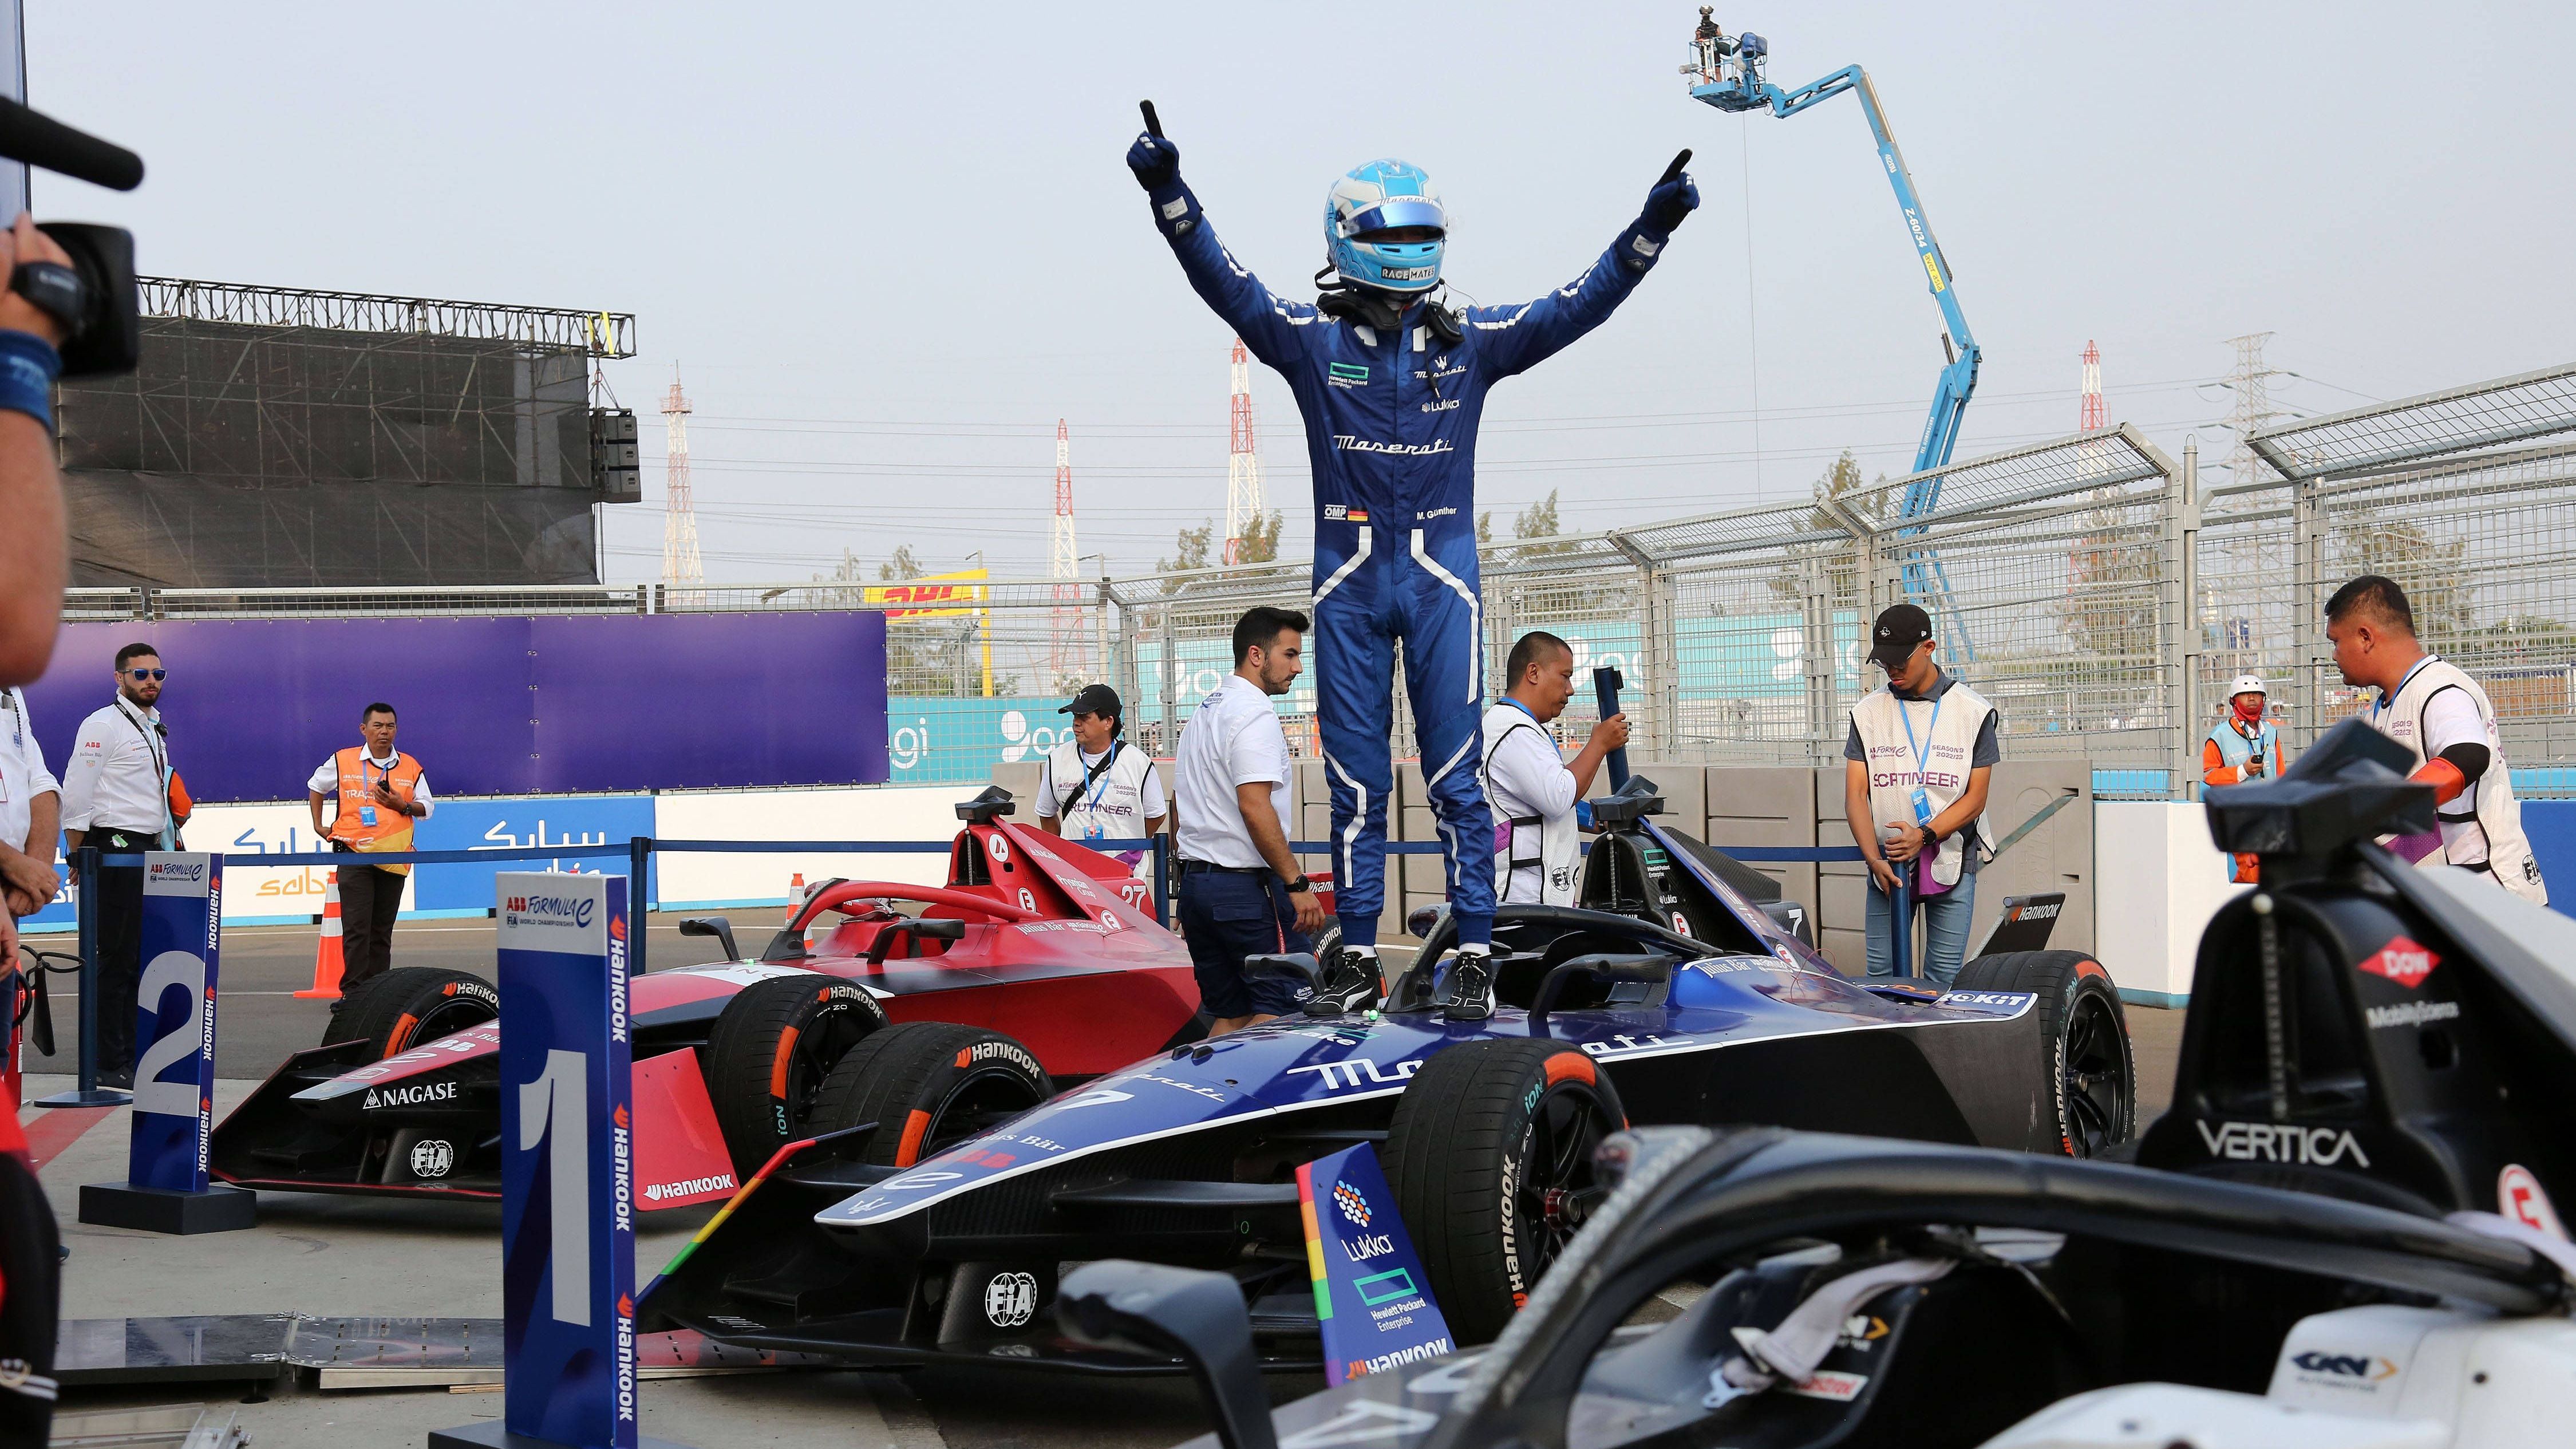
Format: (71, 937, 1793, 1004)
(0, 94, 144, 376)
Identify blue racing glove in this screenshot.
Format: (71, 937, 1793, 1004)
(1641, 159, 1700, 236)
(1127, 130, 1180, 192)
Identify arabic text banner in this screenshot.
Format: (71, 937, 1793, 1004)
(17, 801, 409, 931)
(412, 795, 659, 914)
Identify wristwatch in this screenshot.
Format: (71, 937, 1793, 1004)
(1281, 874, 1313, 894)
(1918, 824, 1939, 854)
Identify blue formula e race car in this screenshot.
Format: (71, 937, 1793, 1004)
(639, 776, 2134, 1367)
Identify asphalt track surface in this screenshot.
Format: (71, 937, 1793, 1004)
(25, 914, 2183, 1448)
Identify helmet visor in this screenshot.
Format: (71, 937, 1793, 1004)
(1342, 197, 1448, 240)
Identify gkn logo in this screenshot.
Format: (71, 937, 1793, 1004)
(2290, 1350, 2399, 1385)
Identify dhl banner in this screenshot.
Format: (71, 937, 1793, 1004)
(863, 567, 989, 621)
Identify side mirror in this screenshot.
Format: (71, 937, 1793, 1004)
(1406, 903, 1449, 939)
(865, 915, 970, 966)
(956, 785, 1018, 823)
(1057, 1261, 1277, 1449)
(1242, 953, 1324, 997)
(678, 915, 740, 962)
(1530, 951, 1677, 1031)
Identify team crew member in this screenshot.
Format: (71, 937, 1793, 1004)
(60, 643, 177, 1086)
(1129, 113, 1697, 989)
(1480, 631, 1630, 911)
(1843, 605, 1998, 985)
(2328, 574, 2548, 904)
(1174, 607, 1327, 1037)
(0, 686, 60, 977)
(2203, 674, 2285, 884)
(1035, 684, 1166, 873)
(308, 702, 435, 996)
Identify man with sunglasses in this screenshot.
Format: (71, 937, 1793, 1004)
(60, 643, 179, 1087)
(1128, 119, 1697, 1016)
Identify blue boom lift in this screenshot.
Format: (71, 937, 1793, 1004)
(1684, 19, 1977, 641)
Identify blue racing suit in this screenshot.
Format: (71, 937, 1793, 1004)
(1143, 176, 1679, 949)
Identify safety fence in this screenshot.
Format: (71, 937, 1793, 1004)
(62, 358, 2576, 799)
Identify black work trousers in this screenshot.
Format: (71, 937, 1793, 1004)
(335, 859, 408, 998)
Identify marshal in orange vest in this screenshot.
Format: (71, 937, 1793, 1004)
(329, 746, 425, 876)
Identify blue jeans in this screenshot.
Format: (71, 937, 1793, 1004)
(1864, 870, 1977, 985)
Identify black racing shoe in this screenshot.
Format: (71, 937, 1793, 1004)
(1444, 950, 1496, 1022)
(1305, 947, 1385, 1016)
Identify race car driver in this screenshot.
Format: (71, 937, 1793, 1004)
(1481, 631, 1630, 911)
(2328, 573, 2548, 904)
(1128, 109, 1697, 1011)
(1035, 684, 1165, 875)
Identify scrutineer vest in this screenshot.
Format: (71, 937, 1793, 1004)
(2369, 656, 2547, 906)
(1852, 680, 1995, 890)
(1480, 701, 1579, 907)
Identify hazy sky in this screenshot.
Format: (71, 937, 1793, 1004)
(31, 2, 2576, 584)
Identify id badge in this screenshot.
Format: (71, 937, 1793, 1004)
(1909, 788, 1934, 827)
(1082, 822, 1104, 844)
(359, 804, 378, 827)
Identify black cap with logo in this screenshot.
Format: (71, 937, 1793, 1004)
(1058, 684, 1122, 720)
(1868, 604, 1933, 670)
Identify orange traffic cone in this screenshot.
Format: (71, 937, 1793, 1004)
(294, 868, 346, 1000)
(786, 872, 807, 924)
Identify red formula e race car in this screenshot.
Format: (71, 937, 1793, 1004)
(210, 788, 1212, 1212)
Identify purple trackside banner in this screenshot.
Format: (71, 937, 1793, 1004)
(20, 613, 889, 802)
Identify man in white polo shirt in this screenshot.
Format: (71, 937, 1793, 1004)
(1175, 606, 1327, 1036)
(1480, 630, 1629, 910)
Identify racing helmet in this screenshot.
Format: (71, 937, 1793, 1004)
(1325, 159, 1447, 294)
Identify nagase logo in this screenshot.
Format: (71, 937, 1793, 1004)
(2290, 1350, 2399, 1387)
(504, 893, 595, 929)
(2196, 1120, 2372, 1168)
(363, 1080, 459, 1111)
(2358, 936, 2439, 989)
(642, 1172, 737, 1203)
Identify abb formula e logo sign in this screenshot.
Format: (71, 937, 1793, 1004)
(2357, 936, 2440, 989)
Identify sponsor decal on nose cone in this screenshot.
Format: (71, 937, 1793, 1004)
(2358, 936, 2439, 989)
(642, 1172, 738, 1203)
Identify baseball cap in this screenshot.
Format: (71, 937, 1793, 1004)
(1867, 604, 1933, 669)
(1058, 684, 1121, 718)
(2228, 674, 2267, 697)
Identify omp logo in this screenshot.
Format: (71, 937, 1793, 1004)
(504, 894, 594, 929)
(2359, 937, 2439, 989)
(363, 1080, 458, 1110)
(641, 1172, 737, 1202)
(2291, 1351, 2399, 1384)
(2196, 1120, 2372, 1168)
(1785, 1370, 1871, 1403)
(2365, 1000, 2460, 1029)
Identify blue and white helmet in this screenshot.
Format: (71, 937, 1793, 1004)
(1325, 159, 1448, 294)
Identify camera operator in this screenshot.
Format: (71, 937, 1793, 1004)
(0, 214, 78, 689)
